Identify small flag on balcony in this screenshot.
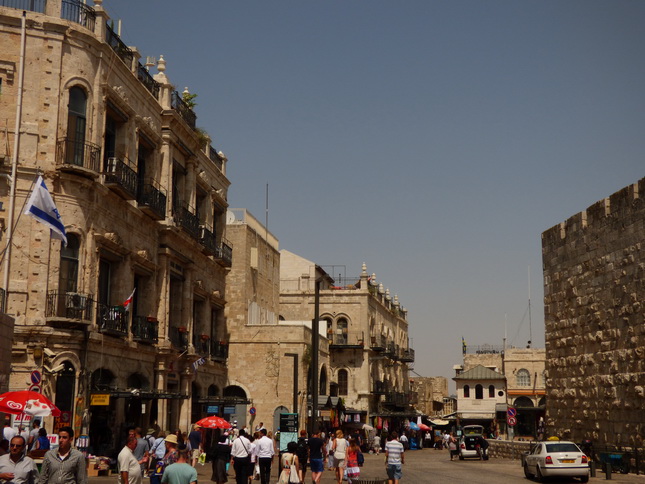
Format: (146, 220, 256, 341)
(122, 288, 136, 311)
(192, 357, 206, 372)
(24, 175, 67, 246)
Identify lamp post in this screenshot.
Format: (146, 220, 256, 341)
(309, 277, 321, 434)
(285, 353, 298, 417)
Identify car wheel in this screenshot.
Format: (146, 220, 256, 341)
(536, 465, 546, 482)
(579, 475, 589, 483)
(523, 463, 533, 479)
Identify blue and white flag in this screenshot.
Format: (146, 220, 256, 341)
(192, 357, 206, 372)
(24, 176, 67, 246)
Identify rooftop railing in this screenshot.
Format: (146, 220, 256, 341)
(106, 21, 134, 66)
(137, 62, 160, 99)
(171, 91, 197, 130)
(61, 0, 95, 30)
(0, 0, 45, 12)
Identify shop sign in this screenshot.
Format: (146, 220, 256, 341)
(90, 394, 110, 406)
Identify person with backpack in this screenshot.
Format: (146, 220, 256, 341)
(295, 430, 309, 483)
(345, 438, 362, 484)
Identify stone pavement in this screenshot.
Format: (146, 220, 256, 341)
(87, 447, 645, 483)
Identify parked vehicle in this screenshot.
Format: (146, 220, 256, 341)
(459, 425, 488, 460)
(523, 441, 589, 482)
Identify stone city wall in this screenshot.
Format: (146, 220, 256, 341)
(542, 178, 645, 447)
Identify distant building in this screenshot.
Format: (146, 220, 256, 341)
(410, 376, 448, 416)
(453, 365, 506, 428)
(280, 253, 416, 428)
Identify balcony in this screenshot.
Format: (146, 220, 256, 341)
(137, 62, 160, 99)
(171, 91, 197, 130)
(372, 380, 387, 395)
(173, 201, 200, 239)
(193, 333, 211, 356)
(169, 326, 189, 350)
(215, 238, 233, 267)
(208, 145, 224, 171)
(137, 179, 166, 220)
(400, 348, 415, 363)
(384, 342, 396, 358)
(97, 303, 128, 338)
(370, 334, 386, 352)
(0, 0, 45, 12)
(199, 226, 217, 256)
(383, 391, 409, 408)
(104, 157, 137, 199)
(61, 0, 95, 30)
(46, 291, 94, 325)
(132, 316, 158, 344)
(56, 138, 101, 174)
(210, 340, 229, 361)
(328, 331, 364, 350)
(106, 22, 134, 67)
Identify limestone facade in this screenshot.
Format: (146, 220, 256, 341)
(280, 252, 415, 422)
(0, 1, 231, 454)
(410, 376, 448, 416)
(542, 178, 645, 447)
(224, 209, 331, 431)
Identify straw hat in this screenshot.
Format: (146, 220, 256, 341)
(165, 434, 179, 445)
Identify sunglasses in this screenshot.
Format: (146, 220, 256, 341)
(10, 444, 24, 448)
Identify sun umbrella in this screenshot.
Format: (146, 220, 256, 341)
(0, 390, 61, 417)
(408, 421, 420, 430)
(195, 416, 232, 429)
(418, 423, 431, 431)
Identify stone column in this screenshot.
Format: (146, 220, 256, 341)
(155, 359, 168, 431)
(183, 267, 194, 352)
(160, 134, 173, 223)
(186, 158, 197, 210)
(156, 250, 171, 343)
(178, 371, 194, 432)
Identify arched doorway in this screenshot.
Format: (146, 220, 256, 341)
(514, 396, 536, 437)
(223, 385, 248, 428)
(273, 406, 289, 434)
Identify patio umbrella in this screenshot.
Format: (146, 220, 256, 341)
(195, 416, 232, 429)
(418, 423, 431, 431)
(0, 390, 61, 417)
(408, 421, 420, 431)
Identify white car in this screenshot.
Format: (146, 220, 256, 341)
(524, 441, 589, 482)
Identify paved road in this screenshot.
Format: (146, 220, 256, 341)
(88, 447, 645, 483)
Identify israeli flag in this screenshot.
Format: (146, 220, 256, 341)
(24, 176, 67, 246)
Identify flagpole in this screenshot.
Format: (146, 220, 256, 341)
(2, 11, 27, 306)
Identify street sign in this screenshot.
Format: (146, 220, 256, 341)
(507, 416, 517, 426)
(507, 406, 517, 417)
(249, 407, 256, 415)
(28, 384, 41, 393)
(30, 370, 42, 385)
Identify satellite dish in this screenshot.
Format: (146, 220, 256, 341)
(226, 211, 236, 224)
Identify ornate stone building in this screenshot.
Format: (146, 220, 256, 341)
(542, 178, 645, 447)
(0, 1, 231, 454)
(224, 209, 330, 432)
(280, 252, 416, 426)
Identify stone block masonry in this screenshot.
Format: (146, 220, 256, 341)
(542, 178, 645, 448)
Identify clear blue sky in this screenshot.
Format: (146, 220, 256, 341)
(105, 0, 644, 389)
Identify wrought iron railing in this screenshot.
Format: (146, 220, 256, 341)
(61, 0, 95, 30)
(169, 326, 189, 350)
(370, 334, 386, 351)
(400, 348, 415, 362)
(132, 316, 158, 344)
(171, 91, 196, 130)
(137, 62, 160, 99)
(46, 290, 94, 322)
(199, 226, 217, 255)
(210, 340, 229, 361)
(0, 0, 45, 12)
(384, 342, 396, 357)
(328, 331, 364, 347)
(97, 302, 128, 337)
(137, 178, 166, 219)
(208, 146, 223, 171)
(56, 137, 101, 172)
(372, 381, 387, 394)
(215, 239, 233, 267)
(104, 157, 137, 199)
(106, 21, 133, 67)
(383, 391, 409, 408)
(173, 201, 200, 239)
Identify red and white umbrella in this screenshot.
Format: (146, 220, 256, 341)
(195, 416, 232, 429)
(0, 390, 61, 417)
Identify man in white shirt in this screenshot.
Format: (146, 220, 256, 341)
(118, 436, 142, 484)
(255, 429, 275, 484)
(230, 430, 252, 484)
(3, 421, 16, 442)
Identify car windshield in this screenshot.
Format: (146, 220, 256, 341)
(463, 426, 483, 435)
(545, 443, 580, 453)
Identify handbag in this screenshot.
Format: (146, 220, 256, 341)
(289, 455, 300, 484)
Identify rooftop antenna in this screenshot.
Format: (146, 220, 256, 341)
(528, 266, 532, 348)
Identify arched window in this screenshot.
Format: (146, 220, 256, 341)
(489, 385, 495, 398)
(475, 384, 483, 399)
(337, 318, 348, 345)
(463, 385, 470, 398)
(319, 366, 327, 396)
(208, 384, 219, 397)
(516, 369, 531, 386)
(59, 234, 79, 293)
(67, 86, 88, 166)
(338, 369, 348, 396)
